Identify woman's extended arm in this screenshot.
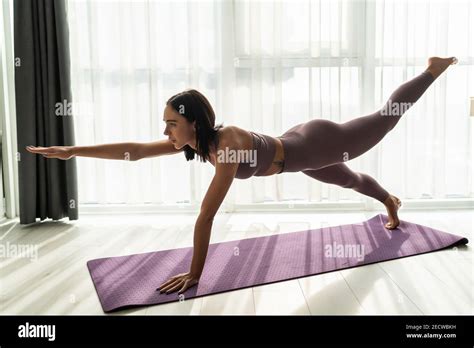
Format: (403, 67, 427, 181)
(73, 142, 143, 160)
(158, 154, 240, 294)
(26, 139, 182, 161)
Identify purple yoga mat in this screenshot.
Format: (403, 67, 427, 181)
(87, 213, 468, 312)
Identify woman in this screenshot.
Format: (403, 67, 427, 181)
(26, 56, 458, 295)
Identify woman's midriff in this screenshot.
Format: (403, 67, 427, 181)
(260, 136, 285, 176)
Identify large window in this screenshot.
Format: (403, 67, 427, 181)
(67, 0, 473, 209)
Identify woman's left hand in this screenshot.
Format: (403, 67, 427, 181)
(157, 272, 200, 295)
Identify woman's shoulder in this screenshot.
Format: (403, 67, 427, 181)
(217, 125, 241, 143)
(216, 125, 252, 150)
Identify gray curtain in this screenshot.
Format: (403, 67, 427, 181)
(14, 0, 78, 224)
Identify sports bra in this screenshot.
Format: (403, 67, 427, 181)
(233, 131, 278, 179)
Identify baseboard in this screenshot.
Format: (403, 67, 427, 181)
(78, 198, 474, 215)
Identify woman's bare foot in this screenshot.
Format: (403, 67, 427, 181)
(426, 56, 458, 79)
(383, 194, 402, 229)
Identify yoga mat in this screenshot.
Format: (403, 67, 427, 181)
(87, 213, 468, 312)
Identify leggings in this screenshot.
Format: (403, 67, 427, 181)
(277, 69, 436, 203)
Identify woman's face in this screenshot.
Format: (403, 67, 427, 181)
(163, 104, 196, 149)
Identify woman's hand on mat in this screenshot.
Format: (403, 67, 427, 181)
(26, 145, 75, 160)
(157, 272, 199, 295)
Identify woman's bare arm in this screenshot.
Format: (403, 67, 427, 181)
(72, 142, 142, 161)
(189, 161, 239, 278)
(158, 136, 241, 294)
(158, 159, 239, 294)
(136, 139, 184, 160)
(26, 139, 182, 161)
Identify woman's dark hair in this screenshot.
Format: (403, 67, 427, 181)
(166, 89, 224, 163)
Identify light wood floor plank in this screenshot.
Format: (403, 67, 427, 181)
(0, 210, 471, 315)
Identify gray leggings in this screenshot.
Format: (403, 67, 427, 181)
(277, 70, 436, 203)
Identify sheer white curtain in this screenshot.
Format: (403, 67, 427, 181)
(67, 0, 231, 208)
(67, 0, 473, 210)
(372, 0, 473, 201)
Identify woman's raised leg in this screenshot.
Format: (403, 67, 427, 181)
(280, 57, 458, 173)
(333, 57, 457, 163)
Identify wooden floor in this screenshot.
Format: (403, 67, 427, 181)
(0, 209, 472, 315)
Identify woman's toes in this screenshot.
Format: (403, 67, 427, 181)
(450, 57, 458, 65)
